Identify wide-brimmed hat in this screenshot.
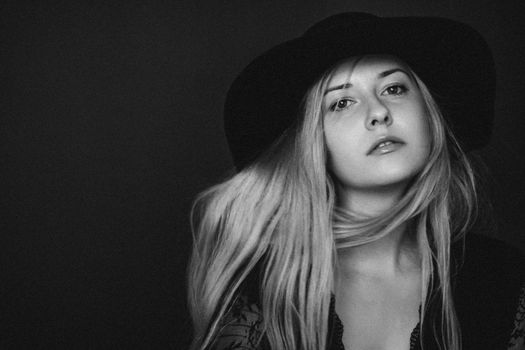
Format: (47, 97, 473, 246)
(224, 12, 496, 170)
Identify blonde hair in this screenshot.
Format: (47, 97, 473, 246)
(188, 56, 476, 350)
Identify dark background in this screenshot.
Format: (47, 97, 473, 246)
(3, 0, 524, 348)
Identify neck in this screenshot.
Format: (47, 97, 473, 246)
(336, 182, 407, 217)
(335, 182, 420, 279)
(336, 222, 420, 279)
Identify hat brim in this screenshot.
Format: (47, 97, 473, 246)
(225, 13, 495, 169)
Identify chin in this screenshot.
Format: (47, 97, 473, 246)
(330, 155, 428, 191)
(350, 165, 423, 191)
(378, 154, 426, 178)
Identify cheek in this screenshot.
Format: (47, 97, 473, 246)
(324, 131, 364, 185)
(396, 100, 432, 149)
(416, 112, 432, 150)
(324, 122, 360, 164)
(411, 99, 432, 143)
(404, 112, 433, 171)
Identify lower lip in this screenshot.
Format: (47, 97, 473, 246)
(369, 142, 404, 155)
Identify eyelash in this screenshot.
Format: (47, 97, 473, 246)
(329, 84, 409, 112)
(329, 98, 355, 112)
(383, 84, 408, 96)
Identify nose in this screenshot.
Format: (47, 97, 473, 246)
(365, 97, 392, 130)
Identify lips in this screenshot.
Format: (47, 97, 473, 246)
(367, 136, 405, 155)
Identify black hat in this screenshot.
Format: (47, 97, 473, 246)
(224, 12, 496, 170)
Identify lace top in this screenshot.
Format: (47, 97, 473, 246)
(207, 235, 525, 350)
(210, 286, 525, 350)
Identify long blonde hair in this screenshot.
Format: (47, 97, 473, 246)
(188, 56, 476, 350)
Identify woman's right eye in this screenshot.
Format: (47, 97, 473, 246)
(330, 98, 354, 112)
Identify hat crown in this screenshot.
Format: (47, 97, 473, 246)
(225, 13, 495, 170)
(304, 12, 378, 37)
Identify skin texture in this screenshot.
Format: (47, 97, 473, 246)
(323, 55, 431, 217)
(323, 56, 429, 350)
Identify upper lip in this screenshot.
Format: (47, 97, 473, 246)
(367, 135, 405, 155)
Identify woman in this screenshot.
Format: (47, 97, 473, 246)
(188, 13, 525, 350)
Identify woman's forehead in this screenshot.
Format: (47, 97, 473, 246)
(328, 55, 410, 83)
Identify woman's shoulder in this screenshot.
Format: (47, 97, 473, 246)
(209, 294, 268, 350)
(452, 233, 525, 349)
(455, 233, 524, 280)
(453, 233, 524, 304)
(463, 233, 523, 256)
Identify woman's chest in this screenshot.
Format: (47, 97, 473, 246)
(335, 273, 421, 350)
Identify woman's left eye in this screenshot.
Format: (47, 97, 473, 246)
(329, 98, 355, 112)
(383, 84, 408, 96)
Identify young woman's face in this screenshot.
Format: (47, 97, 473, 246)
(323, 56, 431, 193)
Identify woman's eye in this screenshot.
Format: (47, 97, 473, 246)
(383, 84, 408, 96)
(330, 98, 354, 111)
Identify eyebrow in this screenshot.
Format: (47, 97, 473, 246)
(379, 68, 409, 78)
(324, 68, 410, 96)
(324, 82, 352, 95)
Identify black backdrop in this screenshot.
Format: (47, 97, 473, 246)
(4, 0, 525, 348)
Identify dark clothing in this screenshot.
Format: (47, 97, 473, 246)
(210, 234, 525, 350)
